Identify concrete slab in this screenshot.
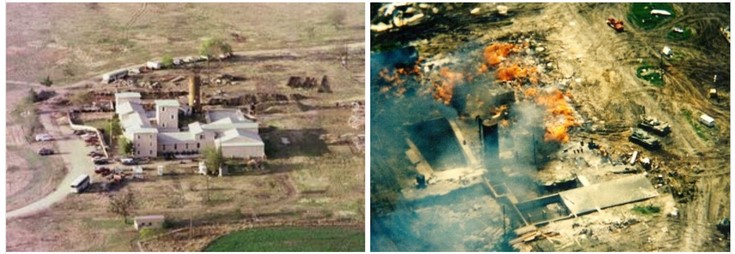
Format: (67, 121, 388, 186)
(559, 174, 658, 216)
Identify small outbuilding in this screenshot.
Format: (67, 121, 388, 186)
(133, 215, 165, 230)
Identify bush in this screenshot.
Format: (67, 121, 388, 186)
(162, 54, 174, 68)
(40, 75, 53, 87)
(139, 227, 165, 239)
(632, 204, 661, 215)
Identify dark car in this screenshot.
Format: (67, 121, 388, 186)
(121, 158, 137, 165)
(88, 151, 103, 157)
(93, 157, 109, 165)
(37, 148, 54, 156)
(95, 166, 111, 174)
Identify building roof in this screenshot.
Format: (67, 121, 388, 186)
(204, 117, 258, 130)
(134, 215, 165, 223)
(188, 122, 204, 134)
(115, 92, 142, 100)
(207, 109, 247, 123)
(218, 128, 264, 146)
(559, 174, 658, 216)
(157, 132, 196, 144)
(155, 100, 180, 107)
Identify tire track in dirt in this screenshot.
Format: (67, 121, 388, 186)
(122, 3, 147, 41)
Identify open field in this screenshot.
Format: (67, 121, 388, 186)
(204, 226, 364, 251)
(7, 3, 364, 251)
(7, 3, 364, 85)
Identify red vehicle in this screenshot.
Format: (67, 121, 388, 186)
(95, 166, 110, 174)
(607, 17, 624, 32)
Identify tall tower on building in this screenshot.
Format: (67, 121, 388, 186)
(188, 75, 201, 113)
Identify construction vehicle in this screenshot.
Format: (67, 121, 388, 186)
(638, 116, 671, 136)
(629, 128, 661, 150)
(607, 17, 624, 32)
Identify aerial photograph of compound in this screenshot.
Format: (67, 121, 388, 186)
(6, 2, 365, 251)
(370, 2, 730, 252)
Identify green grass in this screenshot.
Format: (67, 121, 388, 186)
(666, 25, 695, 41)
(636, 64, 665, 86)
(632, 204, 661, 215)
(204, 226, 364, 252)
(627, 3, 676, 30)
(681, 109, 711, 141)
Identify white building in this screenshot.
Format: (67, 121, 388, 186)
(115, 92, 265, 159)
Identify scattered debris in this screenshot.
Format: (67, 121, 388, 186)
(607, 17, 625, 32)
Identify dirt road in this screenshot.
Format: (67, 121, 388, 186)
(6, 113, 95, 219)
(6, 41, 365, 90)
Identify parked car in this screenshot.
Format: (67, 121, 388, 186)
(35, 134, 54, 142)
(121, 158, 137, 165)
(94, 166, 110, 174)
(93, 157, 109, 165)
(73, 130, 85, 135)
(37, 148, 54, 156)
(88, 151, 103, 157)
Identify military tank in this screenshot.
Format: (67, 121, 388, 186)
(638, 116, 671, 136)
(629, 128, 661, 150)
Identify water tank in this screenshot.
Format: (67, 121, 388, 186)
(188, 75, 201, 110)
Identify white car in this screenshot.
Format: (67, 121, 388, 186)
(35, 134, 54, 142)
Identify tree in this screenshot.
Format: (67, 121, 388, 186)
(40, 75, 53, 87)
(198, 38, 232, 58)
(161, 54, 174, 69)
(108, 190, 136, 223)
(202, 146, 224, 176)
(109, 117, 122, 137)
(118, 137, 133, 156)
(28, 88, 38, 103)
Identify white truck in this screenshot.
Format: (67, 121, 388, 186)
(699, 114, 715, 127)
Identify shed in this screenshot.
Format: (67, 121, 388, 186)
(133, 215, 165, 230)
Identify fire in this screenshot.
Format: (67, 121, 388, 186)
(500, 119, 510, 128)
(524, 87, 538, 98)
(433, 67, 463, 105)
(495, 63, 538, 83)
(492, 104, 508, 118)
(483, 43, 519, 66)
(525, 88, 577, 143)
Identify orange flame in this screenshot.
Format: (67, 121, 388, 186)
(433, 67, 463, 105)
(525, 88, 577, 143)
(495, 63, 538, 83)
(483, 43, 519, 66)
(492, 104, 508, 118)
(500, 119, 510, 128)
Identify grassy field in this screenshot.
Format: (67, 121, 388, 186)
(204, 226, 364, 252)
(6, 3, 364, 85)
(627, 3, 676, 30)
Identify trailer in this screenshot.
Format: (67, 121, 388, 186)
(102, 69, 129, 84)
(699, 114, 715, 127)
